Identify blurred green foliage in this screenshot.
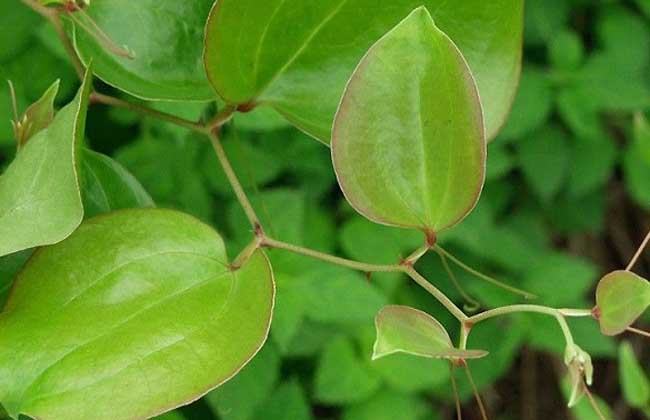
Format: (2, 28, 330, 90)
(1, 0, 650, 418)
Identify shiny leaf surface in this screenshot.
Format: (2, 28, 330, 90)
(0, 209, 275, 420)
(331, 7, 485, 232)
(595, 270, 650, 335)
(0, 69, 91, 257)
(74, 0, 215, 100)
(372, 305, 487, 360)
(204, 0, 523, 142)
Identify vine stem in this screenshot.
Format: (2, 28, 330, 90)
(21, 0, 85, 79)
(434, 245, 536, 300)
(208, 131, 262, 231)
(90, 93, 208, 134)
(261, 237, 403, 273)
(626, 228, 650, 271)
(468, 304, 575, 347)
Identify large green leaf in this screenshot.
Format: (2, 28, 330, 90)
(331, 7, 485, 232)
(80, 148, 155, 218)
(595, 270, 650, 335)
(619, 341, 650, 408)
(373, 305, 487, 360)
(0, 68, 92, 257)
(204, 0, 523, 143)
(0, 209, 275, 420)
(74, 0, 216, 100)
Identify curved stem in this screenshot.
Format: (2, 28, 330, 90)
(626, 228, 650, 271)
(403, 243, 430, 265)
(91, 93, 207, 134)
(469, 304, 575, 347)
(464, 364, 489, 420)
(449, 365, 463, 420)
(434, 245, 536, 300)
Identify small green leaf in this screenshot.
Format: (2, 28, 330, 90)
(342, 390, 431, 420)
(548, 30, 584, 71)
(596, 270, 650, 335)
(517, 125, 570, 202)
(0, 68, 92, 257)
(619, 341, 650, 408)
(253, 379, 313, 420)
(80, 148, 154, 218)
(74, 0, 216, 100)
(0, 209, 275, 420)
(11, 80, 59, 148)
(499, 68, 553, 140)
(204, 0, 523, 142)
(373, 305, 487, 361)
(332, 7, 485, 232)
(315, 336, 381, 404)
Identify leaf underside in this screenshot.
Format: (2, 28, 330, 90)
(596, 270, 650, 335)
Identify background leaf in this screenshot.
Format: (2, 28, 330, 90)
(204, 0, 523, 142)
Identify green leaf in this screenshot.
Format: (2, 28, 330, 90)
(567, 134, 617, 198)
(634, 113, 650, 166)
(253, 379, 313, 420)
(74, 0, 216, 100)
(204, 0, 523, 142)
(549, 30, 584, 72)
(0, 1, 40, 62)
(0, 68, 92, 257)
(596, 270, 650, 336)
(331, 8, 485, 232)
(0, 250, 32, 308)
(523, 0, 570, 46)
(342, 390, 431, 420)
(499, 68, 553, 141)
(116, 134, 213, 222)
(517, 126, 570, 202)
(207, 344, 280, 420)
(314, 336, 381, 404)
(522, 253, 597, 307)
(81, 149, 154, 218)
(12, 80, 59, 148)
(619, 341, 650, 408)
(0, 209, 275, 420)
(373, 305, 487, 361)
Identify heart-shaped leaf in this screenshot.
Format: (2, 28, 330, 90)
(373, 305, 487, 361)
(204, 0, 523, 143)
(331, 7, 485, 233)
(80, 148, 155, 218)
(595, 270, 650, 336)
(0, 209, 275, 420)
(0, 68, 92, 257)
(74, 0, 216, 100)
